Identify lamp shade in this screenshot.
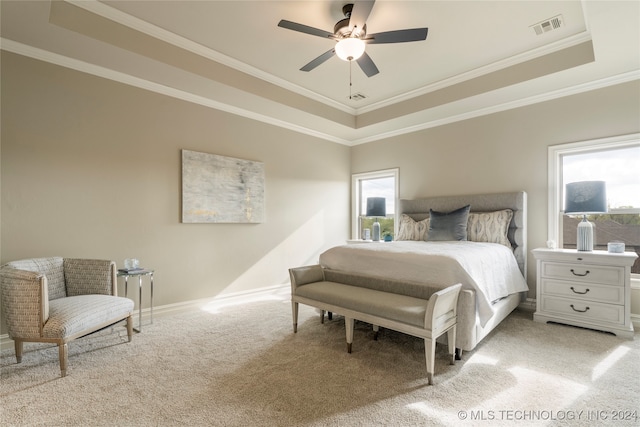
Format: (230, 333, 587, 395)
(366, 197, 386, 217)
(565, 181, 607, 214)
(335, 38, 365, 61)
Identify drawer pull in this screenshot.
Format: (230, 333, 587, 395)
(570, 304, 590, 313)
(570, 269, 590, 277)
(570, 287, 590, 295)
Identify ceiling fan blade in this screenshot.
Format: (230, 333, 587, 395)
(366, 28, 428, 44)
(348, 0, 375, 35)
(300, 48, 336, 72)
(356, 52, 379, 77)
(278, 20, 336, 39)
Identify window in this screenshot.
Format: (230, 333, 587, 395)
(548, 134, 640, 274)
(351, 168, 399, 240)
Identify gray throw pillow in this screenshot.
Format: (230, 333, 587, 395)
(427, 205, 471, 241)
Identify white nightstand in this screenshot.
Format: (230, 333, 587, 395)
(532, 248, 637, 338)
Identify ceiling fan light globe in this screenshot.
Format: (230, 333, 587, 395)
(335, 38, 365, 61)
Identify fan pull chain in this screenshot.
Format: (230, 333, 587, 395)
(349, 60, 353, 100)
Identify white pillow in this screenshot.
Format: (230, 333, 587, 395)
(396, 214, 430, 241)
(467, 209, 513, 248)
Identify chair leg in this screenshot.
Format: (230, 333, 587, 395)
(320, 309, 325, 324)
(291, 301, 298, 333)
(14, 339, 23, 364)
(345, 317, 354, 353)
(448, 325, 457, 365)
(372, 325, 380, 340)
(58, 343, 68, 377)
(424, 338, 435, 385)
(126, 316, 134, 342)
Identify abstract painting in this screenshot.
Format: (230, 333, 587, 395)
(182, 150, 265, 223)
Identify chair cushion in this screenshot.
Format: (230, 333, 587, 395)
(5, 257, 66, 300)
(43, 295, 134, 339)
(64, 259, 114, 296)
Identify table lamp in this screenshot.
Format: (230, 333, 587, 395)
(366, 197, 386, 241)
(564, 181, 607, 251)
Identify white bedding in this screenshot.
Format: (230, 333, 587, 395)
(318, 241, 528, 327)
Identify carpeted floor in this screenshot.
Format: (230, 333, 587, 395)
(1, 293, 639, 426)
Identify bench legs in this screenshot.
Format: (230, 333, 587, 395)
(292, 297, 457, 384)
(424, 338, 436, 385)
(320, 311, 333, 323)
(448, 325, 457, 365)
(345, 317, 354, 353)
(427, 325, 457, 385)
(344, 320, 457, 385)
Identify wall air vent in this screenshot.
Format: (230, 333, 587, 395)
(531, 14, 564, 36)
(349, 92, 367, 101)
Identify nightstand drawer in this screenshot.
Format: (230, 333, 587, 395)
(540, 295, 625, 325)
(540, 279, 624, 304)
(533, 248, 637, 338)
(540, 262, 623, 286)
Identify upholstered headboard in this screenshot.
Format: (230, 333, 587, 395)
(398, 191, 527, 279)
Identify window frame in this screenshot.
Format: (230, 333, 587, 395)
(351, 168, 399, 240)
(547, 133, 639, 277)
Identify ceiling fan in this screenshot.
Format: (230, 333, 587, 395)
(277, 1, 428, 77)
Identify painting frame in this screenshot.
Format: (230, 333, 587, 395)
(181, 149, 265, 223)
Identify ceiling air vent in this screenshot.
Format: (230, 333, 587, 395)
(349, 92, 367, 101)
(531, 14, 564, 36)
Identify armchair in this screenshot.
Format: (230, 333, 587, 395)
(1, 257, 134, 377)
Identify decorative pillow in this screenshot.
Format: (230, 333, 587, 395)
(467, 209, 513, 249)
(427, 205, 471, 241)
(396, 214, 430, 241)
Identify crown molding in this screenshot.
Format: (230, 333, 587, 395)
(67, 0, 597, 122)
(65, 0, 356, 115)
(2, 37, 637, 147)
(355, 32, 594, 115)
(0, 38, 351, 146)
(350, 69, 640, 146)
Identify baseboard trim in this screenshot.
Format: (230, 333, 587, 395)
(3, 288, 636, 350)
(0, 284, 290, 351)
(518, 298, 536, 312)
(631, 314, 640, 330)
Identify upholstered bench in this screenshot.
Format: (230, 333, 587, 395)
(289, 264, 462, 385)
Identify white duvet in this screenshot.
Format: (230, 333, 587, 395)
(318, 241, 528, 326)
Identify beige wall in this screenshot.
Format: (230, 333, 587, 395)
(351, 80, 640, 297)
(1, 52, 350, 334)
(2, 50, 640, 336)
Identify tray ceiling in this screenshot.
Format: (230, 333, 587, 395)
(1, 1, 639, 145)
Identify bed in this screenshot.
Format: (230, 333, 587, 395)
(319, 191, 528, 352)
